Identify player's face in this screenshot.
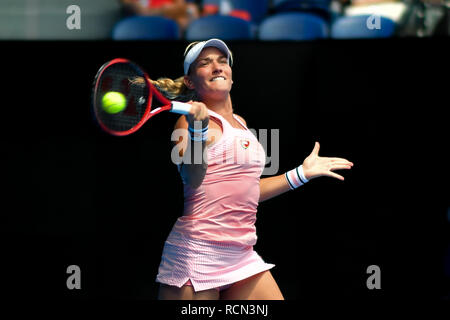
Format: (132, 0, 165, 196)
(186, 47, 233, 101)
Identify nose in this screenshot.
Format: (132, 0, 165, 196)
(211, 60, 223, 74)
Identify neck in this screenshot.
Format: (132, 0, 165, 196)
(202, 95, 233, 117)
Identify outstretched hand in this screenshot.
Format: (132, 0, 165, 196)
(302, 142, 354, 181)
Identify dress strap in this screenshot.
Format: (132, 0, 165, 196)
(232, 114, 248, 130)
(207, 109, 247, 131)
(207, 109, 232, 130)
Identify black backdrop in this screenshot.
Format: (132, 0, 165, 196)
(1, 39, 449, 308)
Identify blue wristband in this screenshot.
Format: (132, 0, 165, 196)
(188, 125, 208, 142)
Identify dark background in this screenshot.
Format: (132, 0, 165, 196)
(1, 39, 448, 306)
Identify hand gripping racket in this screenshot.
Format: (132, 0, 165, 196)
(92, 58, 192, 136)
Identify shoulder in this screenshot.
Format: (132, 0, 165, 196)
(174, 115, 188, 130)
(234, 114, 247, 126)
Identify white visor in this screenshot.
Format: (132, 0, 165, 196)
(183, 38, 232, 75)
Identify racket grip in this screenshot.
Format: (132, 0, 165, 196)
(171, 101, 191, 115)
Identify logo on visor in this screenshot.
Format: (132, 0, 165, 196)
(240, 139, 250, 149)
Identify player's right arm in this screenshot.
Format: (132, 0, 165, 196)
(173, 102, 209, 189)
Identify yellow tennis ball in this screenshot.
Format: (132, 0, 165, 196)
(102, 91, 127, 114)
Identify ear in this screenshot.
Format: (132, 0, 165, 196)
(184, 75, 195, 90)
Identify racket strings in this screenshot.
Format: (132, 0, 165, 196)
(95, 62, 151, 133)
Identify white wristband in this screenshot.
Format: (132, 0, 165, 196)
(285, 165, 309, 190)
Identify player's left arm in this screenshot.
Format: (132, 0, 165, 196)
(259, 142, 354, 203)
(259, 175, 292, 203)
(235, 115, 353, 202)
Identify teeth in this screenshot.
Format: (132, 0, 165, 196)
(211, 77, 225, 81)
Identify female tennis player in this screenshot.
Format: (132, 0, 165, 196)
(154, 39, 354, 300)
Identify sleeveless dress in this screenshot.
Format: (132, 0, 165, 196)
(155, 109, 275, 292)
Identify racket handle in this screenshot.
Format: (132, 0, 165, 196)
(171, 101, 191, 115)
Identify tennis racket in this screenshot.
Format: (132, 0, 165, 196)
(92, 58, 192, 136)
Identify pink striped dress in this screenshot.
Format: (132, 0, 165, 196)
(156, 109, 275, 292)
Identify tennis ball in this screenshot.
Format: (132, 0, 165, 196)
(102, 91, 127, 114)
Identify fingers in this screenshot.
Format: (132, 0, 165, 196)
(326, 171, 345, 181)
(195, 105, 208, 121)
(307, 141, 320, 158)
(331, 162, 353, 168)
(312, 141, 320, 155)
(188, 102, 209, 122)
(324, 157, 354, 167)
(330, 164, 353, 171)
(327, 162, 352, 180)
(316, 156, 353, 167)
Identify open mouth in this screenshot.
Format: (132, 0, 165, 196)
(210, 76, 226, 82)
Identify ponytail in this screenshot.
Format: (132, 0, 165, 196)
(128, 41, 202, 102)
(129, 75, 196, 102)
(151, 77, 196, 102)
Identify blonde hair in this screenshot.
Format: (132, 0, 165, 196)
(130, 42, 202, 102)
